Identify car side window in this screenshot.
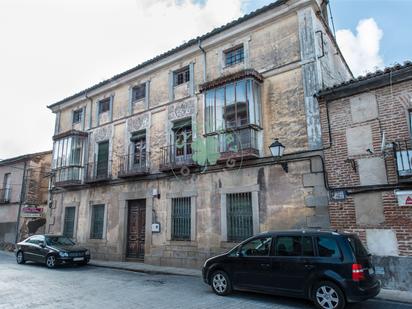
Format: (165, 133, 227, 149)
(240, 237, 272, 257)
(302, 236, 315, 256)
(275, 236, 301, 256)
(316, 236, 341, 258)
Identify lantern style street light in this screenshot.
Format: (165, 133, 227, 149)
(269, 139, 288, 172)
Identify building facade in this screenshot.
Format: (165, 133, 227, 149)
(317, 62, 412, 291)
(47, 0, 351, 267)
(0, 151, 52, 248)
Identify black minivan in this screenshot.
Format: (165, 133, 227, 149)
(202, 230, 380, 309)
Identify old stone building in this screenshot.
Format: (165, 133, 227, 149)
(47, 0, 351, 267)
(317, 61, 412, 290)
(0, 151, 52, 247)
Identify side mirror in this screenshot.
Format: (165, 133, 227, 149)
(236, 251, 243, 257)
(39, 241, 46, 248)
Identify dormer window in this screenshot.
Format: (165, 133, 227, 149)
(174, 66, 190, 86)
(224, 45, 244, 67)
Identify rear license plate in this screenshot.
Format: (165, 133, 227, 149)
(368, 268, 374, 275)
(73, 257, 84, 261)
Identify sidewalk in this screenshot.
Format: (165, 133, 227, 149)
(89, 259, 201, 277)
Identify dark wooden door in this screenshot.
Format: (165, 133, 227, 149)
(127, 200, 146, 259)
(97, 141, 109, 178)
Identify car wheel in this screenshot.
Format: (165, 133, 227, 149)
(312, 281, 346, 309)
(16, 251, 25, 264)
(45, 255, 56, 269)
(211, 270, 232, 296)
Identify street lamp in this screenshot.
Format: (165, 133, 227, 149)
(269, 139, 288, 172)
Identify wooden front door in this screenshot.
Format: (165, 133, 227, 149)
(126, 200, 146, 259)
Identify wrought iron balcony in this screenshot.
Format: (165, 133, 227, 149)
(53, 166, 84, 188)
(0, 188, 12, 204)
(118, 153, 150, 178)
(84, 161, 112, 183)
(393, 140, 412, 180)
(160, 143, 195, 171)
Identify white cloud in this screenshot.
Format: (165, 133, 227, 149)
(336, 18, 384, 77)
(0, 0, 244, 159)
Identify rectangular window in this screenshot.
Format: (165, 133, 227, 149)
(173, 119, 192, 158)
(63, 207, 76, 238)
(275, 236, 301, 256)
(130, 132, 146, 167)
(174, 66, 190, 86)
(90, 204, 105, 239)
(224, 45, 244, 67)
(227, 192, 253, 242)
(204, 79, 261, 134)
(171, 197, 191, 241)
(316, 236, 341, 258)
(72, 109, 83, 124)
(132, 84, 146, 102)
(98, 98, 110, 114)
(96, 141, 109, 178)
(2, 173, 11, 203)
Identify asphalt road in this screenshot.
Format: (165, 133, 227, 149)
(0, 252, 411, 309)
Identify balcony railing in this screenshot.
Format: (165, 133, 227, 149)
(393, 140, 412, 180)
(53, 166, 84, 187)
(0, 188, 12, 204)
(85, 161, 112, 183)
(216, 127, 259, 162)
(160, 142, 195, 171)
(118, 153, 150, 178)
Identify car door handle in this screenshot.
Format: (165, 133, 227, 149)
(260, 263, 271, 268)
(305, 264, 315, 270)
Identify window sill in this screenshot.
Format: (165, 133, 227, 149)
(132, 98, 145, 104)
(168, 240, 198, 246)
(173, 81, 190, 88)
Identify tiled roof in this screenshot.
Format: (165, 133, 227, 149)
(0, 150, 52, 167)
(199, 69, 264, 92)
(48, 0, 287, 109)
(317, 61, 412, 98)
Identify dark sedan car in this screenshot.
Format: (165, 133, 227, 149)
(15, 234, 90, 268)
(202, 230, 380, 309)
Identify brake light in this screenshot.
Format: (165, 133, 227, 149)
(352, 264, 365, 281)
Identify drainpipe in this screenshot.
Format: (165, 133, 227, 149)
(198, 38, 206, 83)
(15, 160, 27, 243)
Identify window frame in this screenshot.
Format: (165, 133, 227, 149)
(90, 204, 105, 240)
(226, 192, 253, 242)
(224, 44, 244, 67)
(72, 108, 83, 124)
(132, 84, 146, 102)
(239, 236, 273, 257)
(315, 236, 342, 259)
(98, 98, 110, 114)
(63, 206, 76, 238)
(173, 66, 190, 86)
(171, 197, 192, 241)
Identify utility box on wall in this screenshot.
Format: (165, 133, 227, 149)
(151, 223, 161, 233)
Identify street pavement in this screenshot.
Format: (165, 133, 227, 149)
(0, 252, 411, 309)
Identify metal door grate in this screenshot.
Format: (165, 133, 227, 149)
(227, 192, 253, 242)
(171, 197, 191, 241)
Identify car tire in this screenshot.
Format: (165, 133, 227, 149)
(16, 251, 25, 264)
(312, 281, 346, 309)
(210, 270, 232, 296)
(45, 254, 57, 269)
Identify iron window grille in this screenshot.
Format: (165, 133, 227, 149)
(227, 192, 253, 242)
(90, 204, 105, 239)
(132, 84, 146, 102)
(72, 109, 83, 124)
(174, 67, 190, 86)
(63, 207, 76, 238)
(171, 197, 191, 241)
(224, 45, 244, 67)
(98, 98, 110, 114)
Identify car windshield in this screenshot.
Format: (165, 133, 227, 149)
(347, 235, 369, 257)
(46, 236, 75, 246)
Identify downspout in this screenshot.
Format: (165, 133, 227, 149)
(15, 160, 27, 243)
(198, 38, 206, 83)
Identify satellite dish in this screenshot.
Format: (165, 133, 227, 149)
(381, 131, 386, 152)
